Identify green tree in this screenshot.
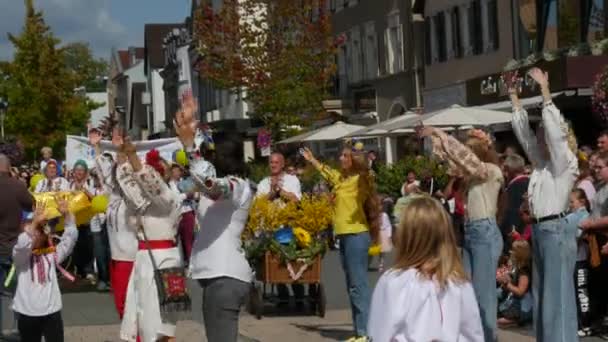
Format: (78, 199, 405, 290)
(194, 0, 337, 141)
(63, 42, 109, 92)
(0, 0, 96, 157)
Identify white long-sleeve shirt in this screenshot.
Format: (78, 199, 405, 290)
(34, 177, 69, 193)
(188, 158, 253, 283)
(511, 103, 578, 218)
(12, 218, 78, 316)
(368, 269, 484, 342)
(256, 173, 302, 200)
(95, 155, 138, 262)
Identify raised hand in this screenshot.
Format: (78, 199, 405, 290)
(121, 136, 136, 155)
(528, 67, 549, 87)
(88, 126, 102, 146)
(111, 127, 124, 148)
(56, 197, 69, 216)
(174, 92, 199, 149)
(300, 147, 314, 162)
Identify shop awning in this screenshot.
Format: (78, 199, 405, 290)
(475, 91, 568, 111)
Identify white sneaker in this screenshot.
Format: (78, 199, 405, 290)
(578, 328, 592, 337)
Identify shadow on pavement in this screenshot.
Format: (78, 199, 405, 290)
(292, 323, 352, 341)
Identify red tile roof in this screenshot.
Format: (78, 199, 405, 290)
(118, 50, 129, 70)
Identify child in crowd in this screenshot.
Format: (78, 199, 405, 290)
(510, 200, 532, 243)
(368, 196, 483, 341)
(13, 199, 78, 342)
(39, 147, 52, 172)
(569, 189, 593, 337)
(378, 197, 393, 272)
(496, 240, 533, 328)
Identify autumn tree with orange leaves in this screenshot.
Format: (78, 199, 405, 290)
(194, 0, 337, 140)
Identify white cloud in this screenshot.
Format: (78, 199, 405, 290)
(0, 0, 138, 60)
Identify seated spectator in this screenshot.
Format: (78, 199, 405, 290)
(496, 240, 533, 328)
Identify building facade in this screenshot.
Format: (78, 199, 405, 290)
(422, 0, 608, 144)
(328, 0, 424, 162)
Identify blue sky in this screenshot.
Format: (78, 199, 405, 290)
(0, 0, 192, 60)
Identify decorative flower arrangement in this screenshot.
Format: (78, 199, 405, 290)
(244, 194, 334, 265)
(592, 66, 608, 128)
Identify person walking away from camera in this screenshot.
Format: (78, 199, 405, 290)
(174, 94, 253, 342)
(13, 199, 78, 342)
(368, 197, 484, 341)
(509, 68, 579, 342)
(256, 152, 306, 307)
(419, 125, 504, 342)
(0, 154, 34, 337)
(301, 144, 381, 342)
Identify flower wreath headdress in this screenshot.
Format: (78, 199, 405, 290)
(467, 129, 493, 147)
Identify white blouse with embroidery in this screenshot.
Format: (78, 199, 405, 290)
(368, 269, 484, 342)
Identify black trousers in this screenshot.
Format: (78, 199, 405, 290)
(575, 260, 592, 329)
(18, 311, 64, 342)
(73, 224, 94, 277)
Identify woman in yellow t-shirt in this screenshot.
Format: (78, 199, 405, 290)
(302, 146, 380, 341)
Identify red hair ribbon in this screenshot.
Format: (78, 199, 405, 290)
(145, 149, 165, 176)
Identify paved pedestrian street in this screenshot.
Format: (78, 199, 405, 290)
(0, 251, 596, 341)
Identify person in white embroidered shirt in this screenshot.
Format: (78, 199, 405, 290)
(116, 137, 186, 342)
(175, 94, 253, 342)
(508, 67, 579, 342)
(13, 198, 78, 342)
(34, 159, 69, 193)
(368, 196, 483, 342)
(89, 128, 138, 320)
(256, 152, 306, 307)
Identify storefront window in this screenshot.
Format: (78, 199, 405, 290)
(516, 0, 538, 58)
(558, 0, 582, 48)
(586, 0, 607, 43)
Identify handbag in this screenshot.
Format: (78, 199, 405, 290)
(140, 226, 191, 321)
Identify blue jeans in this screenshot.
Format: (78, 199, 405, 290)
(532, 217, 577, 342)
(462, 218, 503, 342)
(339, 232, 371, 337)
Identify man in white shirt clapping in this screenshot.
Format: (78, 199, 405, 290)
(256, 152, 306, 308)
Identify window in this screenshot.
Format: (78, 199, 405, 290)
(363, 22, 379, 79)
(349, 28, 363, 83)
(487, 0, 499, 50)
(337, 39, 349, 96)
(336, 0, 344, 12)
(467, 1, 483, 55)
(451, 7, 463, 58)
(385, 13, 404, 74)
(425, 17, 433, 65)
(586, 0, 606, 43)
(434, 13, 447, 62)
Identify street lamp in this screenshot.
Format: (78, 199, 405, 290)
(0, 98, 7, 141)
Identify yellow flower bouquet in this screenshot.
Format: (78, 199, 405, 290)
(244, 194, 334, 265)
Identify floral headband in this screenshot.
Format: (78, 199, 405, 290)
(468, 129, 493, 147)
(344, 138, 365, 153)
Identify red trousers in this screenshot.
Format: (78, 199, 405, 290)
(178, 211, 196, 262)
(109, 259, 134, 319)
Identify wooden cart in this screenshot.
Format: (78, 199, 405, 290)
(247, 252, 326, 319)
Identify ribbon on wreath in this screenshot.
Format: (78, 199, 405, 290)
(286, 259, 310, 281)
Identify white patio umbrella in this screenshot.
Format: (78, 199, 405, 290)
(382, 104, 514, 132)
(346, 112, 419, 138)
(278, 121, 366, 144)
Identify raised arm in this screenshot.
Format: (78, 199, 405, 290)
(507, 71, 542, 167)
(422, 127, 488, 180)
(528, 68, 576, 175)
(55, 213, 78, 264)
(301, 148, 341, 186)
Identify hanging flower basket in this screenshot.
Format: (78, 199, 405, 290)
(592, 66, 608, 128)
